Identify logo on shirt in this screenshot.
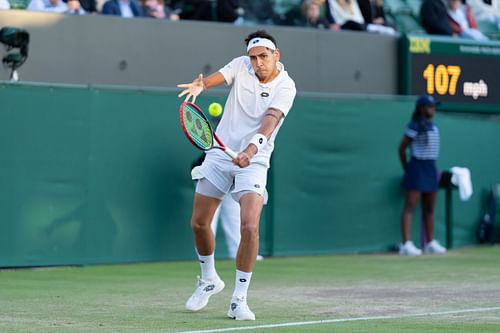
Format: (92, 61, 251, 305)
(260, 92, 269, 97)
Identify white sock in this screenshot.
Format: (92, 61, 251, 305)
(198, 254, 217, 281)
(233, 270, 252, 299)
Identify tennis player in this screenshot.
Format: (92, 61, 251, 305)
(177, 30, 296, 320)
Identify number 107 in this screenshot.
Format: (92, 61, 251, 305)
(422, 64, 462, 96)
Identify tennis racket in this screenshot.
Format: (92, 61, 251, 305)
(179, 101, 238, 160)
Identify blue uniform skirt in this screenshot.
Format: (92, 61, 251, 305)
(401, 158, 438, 192)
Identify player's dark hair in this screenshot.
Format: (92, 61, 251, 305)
(244, 30, 278, 48)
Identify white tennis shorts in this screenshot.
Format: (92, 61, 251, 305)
(191, 155, 268, 203)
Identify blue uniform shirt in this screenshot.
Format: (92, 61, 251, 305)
(404, 119, 440, 160)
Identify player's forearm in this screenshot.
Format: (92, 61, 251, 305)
(202, 72, 226, 91)
(259, 108, 283, 137)
(243, 108, 283, 157)
(257, 118, 279, 139)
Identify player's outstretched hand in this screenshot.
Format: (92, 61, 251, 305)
(177, 73, 204, 104)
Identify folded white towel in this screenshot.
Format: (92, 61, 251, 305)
(450, 167, 473, 201)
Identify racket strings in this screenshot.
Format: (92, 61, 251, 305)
(183, 106, 213, 149)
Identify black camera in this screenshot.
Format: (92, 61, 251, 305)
(0, 27, 30, 81)
(0, 27, 30, 49)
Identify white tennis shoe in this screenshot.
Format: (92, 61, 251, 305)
(185, 276, 225, 311)
(424, 240, 447, 254)
(227, 296, 255, 320)
(399, 240, 422, 256)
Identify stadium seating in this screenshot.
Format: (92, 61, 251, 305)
(385, 0, 500, 39)
(5, 0, 499, 39)
(384, 0, 412, 15)
(384, 0, 425, 34)
(477, 20, 500, 40)
(391, 13, 426, 34)
(7, 0, 29, 9)
(405, 0, 422, 17)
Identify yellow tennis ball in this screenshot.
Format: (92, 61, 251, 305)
(208, 102, 223, 117)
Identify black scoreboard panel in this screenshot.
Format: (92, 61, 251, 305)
(401, 36, 500, 113)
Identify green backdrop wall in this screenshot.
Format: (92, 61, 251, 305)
(1, 83, 499, 266)
(271, 96, 500, 255)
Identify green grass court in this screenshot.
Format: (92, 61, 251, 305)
(1, 246, 499, 332)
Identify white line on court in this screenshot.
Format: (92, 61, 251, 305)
(178, 306, 500, 333)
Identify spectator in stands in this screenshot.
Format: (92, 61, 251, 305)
(326, 0, 396, 34)
(447, 0, 489, 40)
(358, 0, 390, 26)
(301, 0, 337, 29)
(170, 0, 213, 21)
(101, 0, 143, 17)
(398, 95, 447, 256)
(216, 0, 244, 23)
(420, 0, 453, 35)
(141, 0, 179, 19)
(28, 0, 84, 13)
(468, 0, 500, 30)
(28, 0, 66, 12)
(0, 0, 10, 10)
(77, 0, 97, 13)
(66, 0, 86, 14)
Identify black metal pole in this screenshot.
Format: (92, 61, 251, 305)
(445, 186, 453, 249)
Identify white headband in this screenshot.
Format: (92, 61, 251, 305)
(247, 37, 276, 52)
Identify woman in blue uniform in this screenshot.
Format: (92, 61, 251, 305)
(398, 95, 447, 256)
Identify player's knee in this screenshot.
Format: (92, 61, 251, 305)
(240, 222, 259, 239)
(191, 217, 210, 233)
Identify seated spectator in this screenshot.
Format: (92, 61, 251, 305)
(29, 0, 86, 14)
(216, 0, 239, 23)
(467, 0, 500, 30)
(215, 0, 277, 25)
(141, 0, 179, 19)
(447, 0, 489, 40)
(326, 0, 396, 34)
(420, 0, 453, 35)
(102, 0, 143, 17)
(77, 0, 97, 13)
(0, 0, 10, 10)
(28, 0, 69, 12)
(66, 0, 86, 14)
(358, 0, 390, 26)
(301, 0, 334, 29)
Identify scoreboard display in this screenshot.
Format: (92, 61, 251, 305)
(400, 35, 500, 113)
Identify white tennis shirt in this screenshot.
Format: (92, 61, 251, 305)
(208, 56, 296, 167)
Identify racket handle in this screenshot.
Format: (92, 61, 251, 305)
(224, 147, 238, 160)
(213, 133, 238, 160)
